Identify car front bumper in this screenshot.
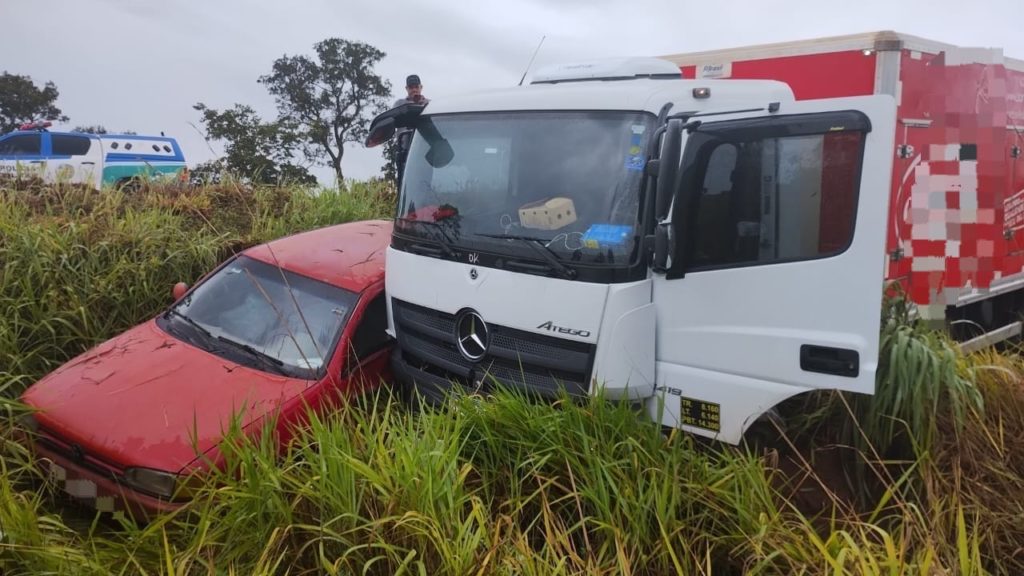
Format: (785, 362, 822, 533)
(30, 439, 183, 521)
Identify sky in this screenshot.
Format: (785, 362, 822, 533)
(3, 0, 1021, 185)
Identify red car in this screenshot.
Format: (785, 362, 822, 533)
(19, 219, 394, 519)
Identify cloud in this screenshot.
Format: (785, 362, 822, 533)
(3, 0, 1020, 183)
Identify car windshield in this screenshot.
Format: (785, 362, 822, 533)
(397, 111, 655, 268)
(165, 255, 358, 378)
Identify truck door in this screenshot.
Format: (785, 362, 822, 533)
(649, 95, 897, 444)
(48, 133, 100, 188)
(0, 132, 46, 181)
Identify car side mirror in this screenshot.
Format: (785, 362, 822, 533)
(172, 282, 188, 300)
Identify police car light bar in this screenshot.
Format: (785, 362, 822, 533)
(19, 120, 53, 131)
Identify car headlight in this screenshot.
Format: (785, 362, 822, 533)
(16, 413, 40, 433)
(123, 468, 178, 499)
(122, 468, 207, 501)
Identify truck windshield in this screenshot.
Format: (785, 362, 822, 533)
(397, 111, 655, 268)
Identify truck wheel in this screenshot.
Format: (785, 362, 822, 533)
(117, 177, 143, 194)
(741, 408, 786, 454)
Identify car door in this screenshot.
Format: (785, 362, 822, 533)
(648, 95, 897, 444)
(0, 133, 46, 181)
(48, 133, 101, 188)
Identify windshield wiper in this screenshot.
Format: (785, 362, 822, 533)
(215, 335, 289, 376)
(395, 217, 457, 258)
(165, 308, 214, 341)
(475, 233, 577, 280)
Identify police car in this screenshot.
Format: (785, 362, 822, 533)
(0, 121, 187, 190)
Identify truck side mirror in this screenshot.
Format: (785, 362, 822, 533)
(651, 119, 683, 273)
(364, 102, 427, 148)
(365, 117, 396, 148)
(425, 139, 454, 168)
(655, 119, 683, 221)
(652, 223, 670, 273)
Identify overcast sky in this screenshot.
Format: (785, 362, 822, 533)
(3, 0, 1021, 185)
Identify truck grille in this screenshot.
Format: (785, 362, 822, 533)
(392, 299, 596, 399)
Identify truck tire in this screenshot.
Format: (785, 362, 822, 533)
(116, 177, 143, 194)
(741, 408, 786, 454)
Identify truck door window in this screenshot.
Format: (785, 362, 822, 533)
(51, 135, 92, 156)
(679, 126, 865, 271)
(0, 134, 41, 156)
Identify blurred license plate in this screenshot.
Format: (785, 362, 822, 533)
(45, 461, 116, 512)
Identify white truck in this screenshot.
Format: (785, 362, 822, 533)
(365, 32, 1022, 444)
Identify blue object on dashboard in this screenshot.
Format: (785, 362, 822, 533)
(581, 224, 632, 249)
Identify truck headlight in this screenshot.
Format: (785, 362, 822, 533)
(123, 467, 178, 499)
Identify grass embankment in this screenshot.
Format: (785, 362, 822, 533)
(0, 182, 1021, 575)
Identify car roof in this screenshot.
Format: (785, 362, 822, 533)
(242, 219, 393, 294)
(0, 130, 178, 143)
(97, 133, 179, 142)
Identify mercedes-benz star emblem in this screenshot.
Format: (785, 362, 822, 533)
(455, 310, 489, 362)
(469, 268, 478, 280)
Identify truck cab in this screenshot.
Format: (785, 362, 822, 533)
(0, 123, 186, 190)
(367, 57, 897, 444)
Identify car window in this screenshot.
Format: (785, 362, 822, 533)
(0, 134, 42, 156)
(52, 134, 92, 156)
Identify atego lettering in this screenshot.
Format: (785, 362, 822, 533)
(536, 321, 591, 338)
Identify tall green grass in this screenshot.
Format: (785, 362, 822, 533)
(0, 181, 393, 393)
(1, 181, 1021, 574)
(4, 384, 1011, 575)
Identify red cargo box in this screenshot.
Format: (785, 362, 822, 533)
(663, 32, 1024, 326)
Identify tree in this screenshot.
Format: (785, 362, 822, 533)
(0, 72, 69, 134)
(193, 103, 316, 185)
(259, 38, 391, 184)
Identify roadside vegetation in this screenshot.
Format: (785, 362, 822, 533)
(1, 181, 1021, 575)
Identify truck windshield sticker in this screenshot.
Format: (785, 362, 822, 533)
(626, 129, 646, 171)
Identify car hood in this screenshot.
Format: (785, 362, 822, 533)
(21, 319, 311, 473)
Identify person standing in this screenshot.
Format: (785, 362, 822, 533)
(393, 75, 429, 186)
(393, 74, 429, 108)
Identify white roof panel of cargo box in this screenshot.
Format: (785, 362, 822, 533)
(420, 77, 796, 116)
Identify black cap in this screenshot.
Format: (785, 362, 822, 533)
(406, 74, 421, 87)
